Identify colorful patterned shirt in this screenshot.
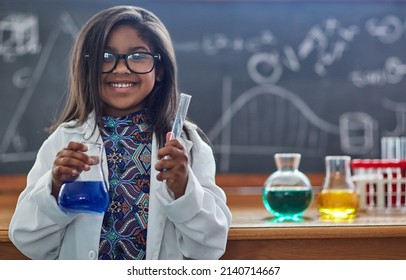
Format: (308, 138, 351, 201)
(98, 109, 152, 260)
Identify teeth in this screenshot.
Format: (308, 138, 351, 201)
(111, 83, 134, 88)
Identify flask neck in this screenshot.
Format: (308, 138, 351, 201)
(324, 156, 354, 189)
(275, 153, 301, 171)
(325, 171, 351, 185)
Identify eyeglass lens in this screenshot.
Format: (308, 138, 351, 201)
(102, 52, 157, 73)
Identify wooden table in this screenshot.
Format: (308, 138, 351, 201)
(221, 186, 406, 260)
(2, 180, 406, 260)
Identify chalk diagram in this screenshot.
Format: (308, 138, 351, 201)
(207, 77, 339, 171)
(207, 76, 379, 172)
(0, 12, 78, 164)
(202, 17, 384, 172)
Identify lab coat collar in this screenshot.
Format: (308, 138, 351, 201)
(59, 111, 99, 140)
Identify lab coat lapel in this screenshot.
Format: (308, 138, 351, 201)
(145, 133, 193, 260)
(146, 134, 166, 259)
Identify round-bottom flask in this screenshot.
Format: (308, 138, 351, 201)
(262, 153, 313, 222)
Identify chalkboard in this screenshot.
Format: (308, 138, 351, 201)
(1, 0, 406, 175)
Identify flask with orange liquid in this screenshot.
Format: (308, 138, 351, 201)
(318, 155, 359, 220)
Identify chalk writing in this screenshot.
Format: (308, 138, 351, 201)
(0, 12, 78, 164)
(349, 57, 406, 87)
(365, 15, 405, 44)
(0, 14, 41, 62)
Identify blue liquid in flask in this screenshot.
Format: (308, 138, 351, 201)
(58, 181, 109, 214)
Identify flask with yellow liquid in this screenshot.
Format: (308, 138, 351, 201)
(318, 155, 359, 220)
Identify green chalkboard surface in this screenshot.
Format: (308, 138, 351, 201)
(1, 0, 406, 174)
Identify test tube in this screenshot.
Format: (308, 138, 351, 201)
(170, 93, 192, 140)
(162, 93, 191, 172)
(400, 137, 406, 160)
(381, 137, 400, 159)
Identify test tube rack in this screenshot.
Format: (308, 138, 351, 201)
(351, 159, 406, 212)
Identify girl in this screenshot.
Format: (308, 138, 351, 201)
(9, 5, 231, 260)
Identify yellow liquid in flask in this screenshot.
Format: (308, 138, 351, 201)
(318, 190, 359, 220)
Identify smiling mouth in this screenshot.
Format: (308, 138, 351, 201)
(110, 82, 135, 88)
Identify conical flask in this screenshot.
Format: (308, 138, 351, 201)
(318, 155, 359, 220)
(58, 142, 109, 214)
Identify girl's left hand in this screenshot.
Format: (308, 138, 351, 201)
(155, 132, 189, 199)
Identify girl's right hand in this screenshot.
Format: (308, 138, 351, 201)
(51, 141, 94, 199)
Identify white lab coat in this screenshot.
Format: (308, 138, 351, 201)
(8, 113, 232, 260)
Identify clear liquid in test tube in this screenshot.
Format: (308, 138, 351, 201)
(170, 93, 192, 140)
(162, 93, 191, 172)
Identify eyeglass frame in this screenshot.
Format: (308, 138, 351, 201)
(99, 51, 161, 74)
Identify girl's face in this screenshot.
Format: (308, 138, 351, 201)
(100, 24, 159, 117)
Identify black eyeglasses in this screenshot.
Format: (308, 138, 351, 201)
(101, 51, 160, 74)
